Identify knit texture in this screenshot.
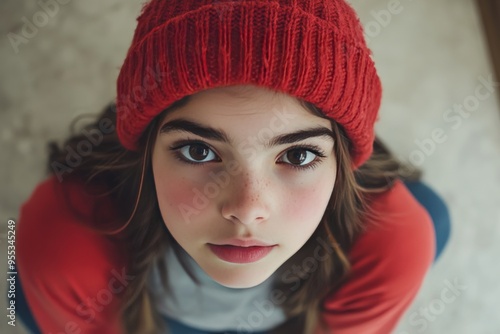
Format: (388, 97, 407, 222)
(116, 0, 382, 169)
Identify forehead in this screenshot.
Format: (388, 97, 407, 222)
(193, 85, 299, 112)
(160, 84, 330, 128)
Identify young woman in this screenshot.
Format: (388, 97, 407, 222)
(15, 0, 451, 333)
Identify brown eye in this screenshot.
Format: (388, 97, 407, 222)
(179, 144, 218, 162)
(189, 145, 209, 161)
(281, 148, 316, 166)
(287, 149, 308, 165)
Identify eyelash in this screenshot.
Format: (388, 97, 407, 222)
(277, 144, 326, 171)
(168, 140, 327, 171)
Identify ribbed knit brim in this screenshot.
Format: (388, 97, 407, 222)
(116, 0, 382, 169)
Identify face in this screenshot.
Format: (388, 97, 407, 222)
(151, 85, 337, 288)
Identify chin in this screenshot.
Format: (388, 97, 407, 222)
(212, 275, 270, 289)
(215, 276, 267, 289)
(204, 263, 278, 289)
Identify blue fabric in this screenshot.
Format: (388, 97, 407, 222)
(403, 181, 451, 262)
(11, 180, 451, 334)
(164, 315, 269, 334)
(8, 265, 41, 334)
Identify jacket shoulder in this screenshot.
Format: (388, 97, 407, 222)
(16, 176, 127, 332)
(319, 180, 435, 334)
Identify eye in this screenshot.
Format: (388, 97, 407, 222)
(171, 142, 220, 164)
(281, 149, 316, 166)
(277, 145, 326, 170)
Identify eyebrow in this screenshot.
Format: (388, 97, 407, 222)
(159, 118, 335, 148)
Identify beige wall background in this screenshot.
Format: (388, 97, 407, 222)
(1, 0, 499, 333)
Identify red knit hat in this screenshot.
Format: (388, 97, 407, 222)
(116, 0, 382, 169)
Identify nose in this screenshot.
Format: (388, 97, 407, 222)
(221, 171, 270, 225)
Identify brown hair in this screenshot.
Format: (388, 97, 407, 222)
(47, 97, 421, 334)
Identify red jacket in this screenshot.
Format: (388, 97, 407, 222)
(16, 176, 435, 333)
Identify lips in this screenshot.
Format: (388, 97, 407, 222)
(208, 244, 276, 263)
(214, 238, 275, 247)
